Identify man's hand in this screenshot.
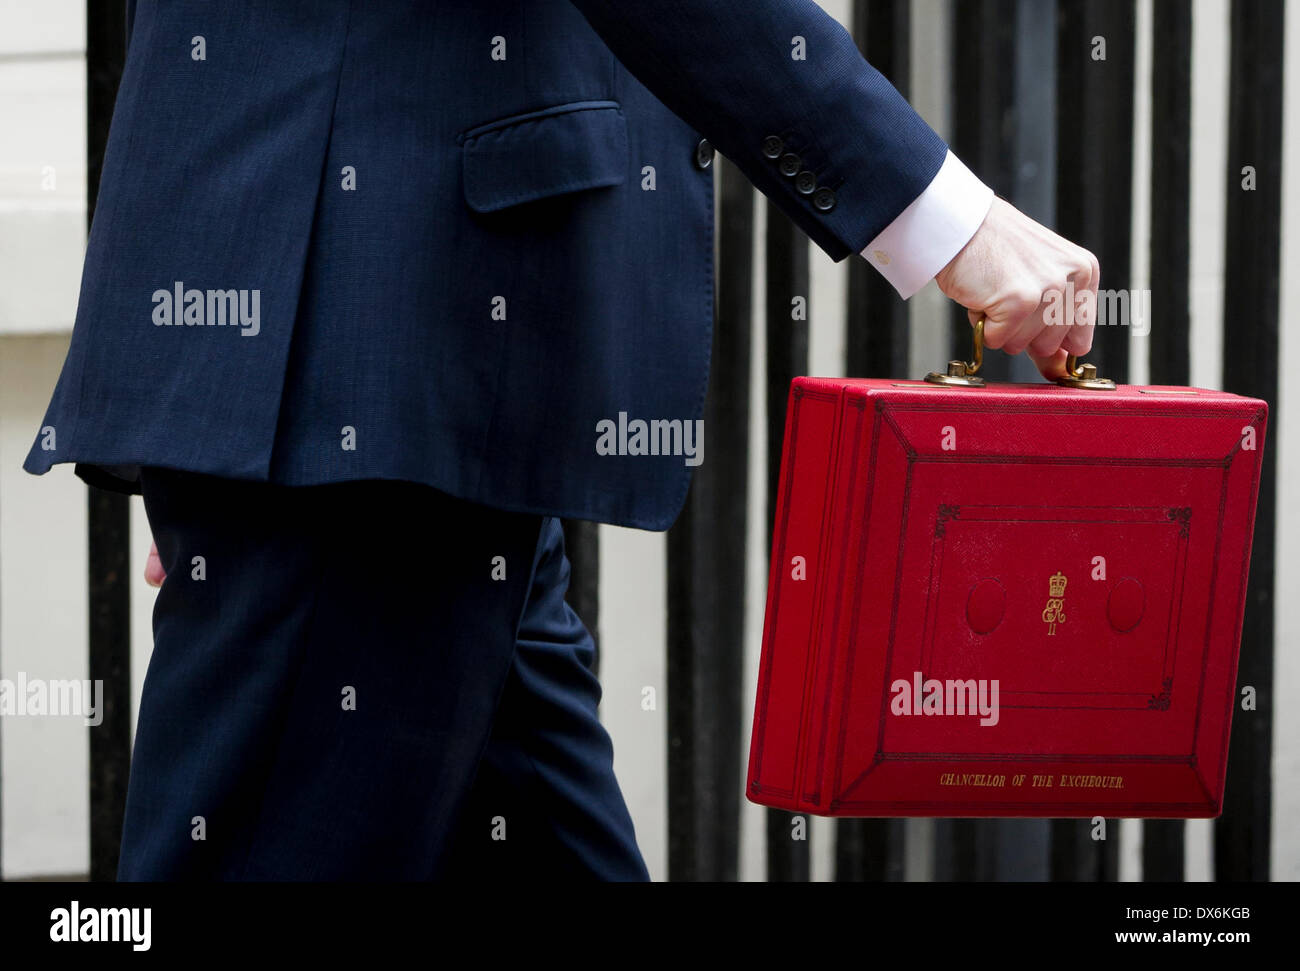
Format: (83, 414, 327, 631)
(145, 541, 165, 587)
(934, 196, 1098, 380)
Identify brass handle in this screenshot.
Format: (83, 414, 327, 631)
(924, 317, 1116, 390)
(924, 317, 986, 387)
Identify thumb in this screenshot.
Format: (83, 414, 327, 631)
(1028, 347, 1070, 382)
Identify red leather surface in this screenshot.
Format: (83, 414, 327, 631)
(746, 377, 1267, 817)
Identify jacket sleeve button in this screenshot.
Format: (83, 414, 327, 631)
(795, 170, 817, 195)
(778, 152, 802, 177)
(762, 135, 785, 159)
(812, 186, 837, 212)
(695, 138, 714, 169)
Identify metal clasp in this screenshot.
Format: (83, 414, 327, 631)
(1057, 355, 1117, 390)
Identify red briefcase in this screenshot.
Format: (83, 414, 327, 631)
(746, 323, 1267, 818)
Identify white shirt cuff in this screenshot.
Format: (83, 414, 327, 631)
(860, 150, 995, 300)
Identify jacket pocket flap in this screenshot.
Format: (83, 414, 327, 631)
(461, 101, 628, 213)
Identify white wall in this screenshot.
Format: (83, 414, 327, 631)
(1, 0, 1296, 882)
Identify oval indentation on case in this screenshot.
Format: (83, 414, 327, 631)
(966, 578, 1006, 634)
(1107, 577, 1145, 632)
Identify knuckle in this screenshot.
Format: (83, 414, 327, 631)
(1078, 249, 1099, 279)
(1013, 287, 1043, 313)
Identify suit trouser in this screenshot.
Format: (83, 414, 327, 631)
(117, 467, 649, 880)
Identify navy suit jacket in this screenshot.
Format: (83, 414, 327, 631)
(24, 0, 948, 529)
